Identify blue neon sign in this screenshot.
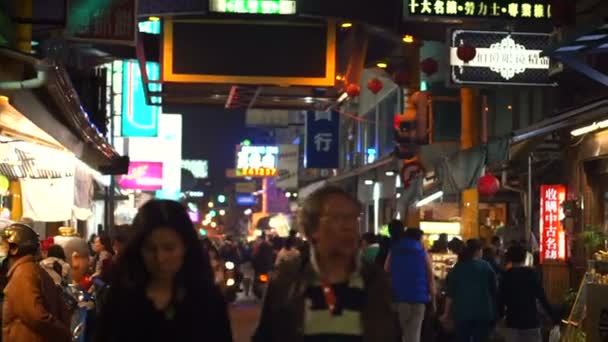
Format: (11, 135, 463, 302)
(121, 60, 161, 137)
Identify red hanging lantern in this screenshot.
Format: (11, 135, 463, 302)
(550, 0, 575, 26)
(392, 69, 410, 87)
(420, 58, 438, 76)
(393, 115, 401, 130)
(457, 44, 477, 63)
(346, 83, 361, 98)
(478, 173, 500, 197)
(367, 77, 383, 94)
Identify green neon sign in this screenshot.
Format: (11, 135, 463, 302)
(121, 60, 161, 137)
(210, 0, 297, 15)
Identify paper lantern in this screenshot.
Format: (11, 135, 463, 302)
(392, 69, 410, 86)
(457, 44, 477, 63)
(346, 83, 361, 98)
(478, 174, 500, 196)
(367, 78, 383, 94)
(421, 58, 438, 76)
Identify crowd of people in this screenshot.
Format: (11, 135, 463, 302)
(0, 185, 560, 342)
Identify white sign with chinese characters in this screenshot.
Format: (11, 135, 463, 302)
(235, 145, 279, 177)
(450, 35, 550, 80)
(405, 0, 551, 19)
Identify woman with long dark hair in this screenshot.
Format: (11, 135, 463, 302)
(93, 200, 232, 342)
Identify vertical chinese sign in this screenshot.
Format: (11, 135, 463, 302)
(66, 0, 138, 45)
(540, 184, 567, 263)
(305, 111, 340, 169)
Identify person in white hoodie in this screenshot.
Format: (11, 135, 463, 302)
(40, 244, 71, 286)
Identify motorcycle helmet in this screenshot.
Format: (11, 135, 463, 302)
(1, 223, 40, 252)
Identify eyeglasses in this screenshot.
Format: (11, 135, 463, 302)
(320, 213, 362, 225)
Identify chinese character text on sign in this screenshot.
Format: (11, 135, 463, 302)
(540, 184, 567, 263)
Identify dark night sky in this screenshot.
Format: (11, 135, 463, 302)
(164, 105, 246, 192)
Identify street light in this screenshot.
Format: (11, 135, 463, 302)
(217, 195, 226, 203)
(210, 222, 217, 228)
(244, 208, 252, 215)
(208, 201, 214, 208)
(219, 209, 226, 216)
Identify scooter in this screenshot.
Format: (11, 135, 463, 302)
(223, 261, 242, 303)
(252, 271, 269, 300)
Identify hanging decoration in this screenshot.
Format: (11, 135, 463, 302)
(478, 173, 500, 196)
(392, 69, 410, 87)
(457, 44, 477, 63)
(346, 83, 361, 98)
(421, 58, 439, 76)
(367, 77, 383, 94)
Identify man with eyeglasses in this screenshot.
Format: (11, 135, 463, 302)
(253, 185, 397, 342)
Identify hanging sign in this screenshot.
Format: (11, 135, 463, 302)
(118, 162, 164, 191)
(235, 145, 279, 177)
(305, 111, 340, 169)
(209, 0, 297, 14)
(121, 60, 161, 137)
(66, 0, 138, 45)
(540, 184, 567, 263)
(404, 0, 551, 19)
(449, 30, 555, 86)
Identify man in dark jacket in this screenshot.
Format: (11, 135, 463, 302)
(253, 186, 397, 342)
(1, 224, 71, 342)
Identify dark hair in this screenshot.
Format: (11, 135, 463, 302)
(111, 200, 215, 295)
(482, 246, 496, 260)
(491, 236, 501, 246)
(111, 225, 133, 244)
(361, 232, 377, 245)
(506, 245, 527, 264)
(438, 233, 448, 242)
(404, 228, 423, 241)
(459, 239, 483, 262)
(47, 244, 66, 260)
(97, 233, 114, 255)
(448, 237, 464, 254)
(388, 220, 405, 240)
(298, 185, 362, 239)
(284, 236, 295, 250)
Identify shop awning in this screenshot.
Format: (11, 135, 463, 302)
(328, 156, 397, 183)
(511, 98, 608, 145)
(0, 48, 127, 174)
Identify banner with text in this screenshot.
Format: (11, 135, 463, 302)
(276, 144, 299, 189)
(449, 30, 555, 86)
(540, 184, 567, 263)
(305, 111, 339, 169)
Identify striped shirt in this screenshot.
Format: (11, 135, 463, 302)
(303, 255, 365, 341)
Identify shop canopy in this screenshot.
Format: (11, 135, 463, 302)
(0, 48, 127, 175)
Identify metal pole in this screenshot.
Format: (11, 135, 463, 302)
(375, 97, 380, 158)
(527, 153, 533, 246)
(107, 63, 117, 232)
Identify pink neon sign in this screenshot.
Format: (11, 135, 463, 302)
(118, 162, 163, 191)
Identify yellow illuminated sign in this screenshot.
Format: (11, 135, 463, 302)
(405, 0, 551, 19)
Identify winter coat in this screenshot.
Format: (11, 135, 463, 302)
(2, 255, 71, 342)
(252, 254, 397, 342)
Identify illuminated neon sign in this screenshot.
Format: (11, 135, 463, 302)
(404, 0, 551, 19)
(121, 60, 161, 137)
(235, 145, 279, 178)
(540, 184, 567, 263)
(118, 162, 163, 191)
(210, 0, 297, 15)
